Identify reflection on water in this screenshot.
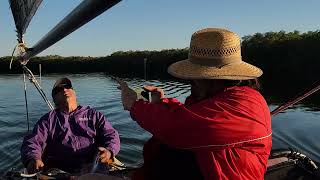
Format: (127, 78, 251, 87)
(0, 73, 319, 174)
(271, 105, 320, 162)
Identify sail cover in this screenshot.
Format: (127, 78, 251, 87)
(9, 0, 43, 42)
(21, 0, 121, 61)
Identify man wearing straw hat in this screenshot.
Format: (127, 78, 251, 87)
(118, 28, 272, 179)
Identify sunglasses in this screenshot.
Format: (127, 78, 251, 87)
(52, 84, 73, 96)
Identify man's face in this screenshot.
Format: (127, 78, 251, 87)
(52, 84, 77, 107)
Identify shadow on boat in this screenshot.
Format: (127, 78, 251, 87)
(2, 148, 320, 180)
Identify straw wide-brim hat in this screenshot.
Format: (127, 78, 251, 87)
(168, 28, 262, 80)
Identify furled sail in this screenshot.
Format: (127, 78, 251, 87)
(21, 0, 122, 62)
(9, 0, 43, 42)
(8, 0, 121, 64)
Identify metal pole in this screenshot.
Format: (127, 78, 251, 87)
(20, 0, 121, 62)
(23, 73, 30, 132)
(39, 63, 41, 86)
(143, 58, 152, 102)
(144, 58, 147, 80)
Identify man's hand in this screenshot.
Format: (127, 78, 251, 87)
(98, 147, 113, 165)
(27, 159, 44, 173)
(116, 78, 137, 110)
(143, 85, 165, 103)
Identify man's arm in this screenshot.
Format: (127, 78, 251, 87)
(20, 114, 49, 167)
(95, 111, 120, 159)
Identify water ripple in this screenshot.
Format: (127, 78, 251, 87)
(0, 73, 319, 174)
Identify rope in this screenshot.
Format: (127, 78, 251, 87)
(23, 73, 30, 132)
(181, 133, 272, 150)
(271, 81, 320, 116)
(10, 42, 28, 69)
(20, 172, 37, 178)
(10, 39, 54, 133)
(10, 39, 54, 132)
(22, 66, 54, 111)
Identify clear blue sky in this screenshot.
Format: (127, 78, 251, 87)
(0, 0, 319, 57)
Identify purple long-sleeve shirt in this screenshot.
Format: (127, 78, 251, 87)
(21, 105, 120, 173)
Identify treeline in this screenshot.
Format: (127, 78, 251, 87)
(0, 49, 188, 80)
(0, 30, 320, 102)
(241, 30, 320, 100)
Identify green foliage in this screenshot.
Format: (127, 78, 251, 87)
(0, 48, 189, 79)
(241, 30, 320, 99)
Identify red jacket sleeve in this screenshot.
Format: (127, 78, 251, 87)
(130, 98, 208, 148)
(130, 87, 271, 150)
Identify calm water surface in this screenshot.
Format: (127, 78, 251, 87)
(0, 73, 319, 174)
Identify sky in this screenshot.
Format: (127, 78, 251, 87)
(0, 0, 319, 57)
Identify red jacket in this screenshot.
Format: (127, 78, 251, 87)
(130, 86, 272, 180)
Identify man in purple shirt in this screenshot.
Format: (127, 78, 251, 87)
(21, 77, 120, 174)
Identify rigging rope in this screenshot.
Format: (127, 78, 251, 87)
(10, 41, 28, 69)
(23, 73, 30, 132)
(22, 65, 54, 111)
(9, 39, 55, 131)
(271, 81, 320, 116)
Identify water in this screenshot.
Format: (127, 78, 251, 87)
(0, 73, 319, 174)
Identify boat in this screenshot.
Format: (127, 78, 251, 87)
(2, 148, 320, 179)
(266, 148, 320, 180)
(4, 1, 320, 180)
